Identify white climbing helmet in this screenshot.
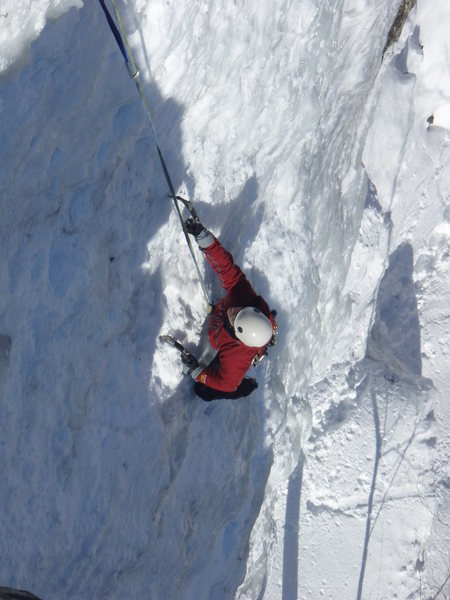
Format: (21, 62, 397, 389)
(234, 307, 273, 347)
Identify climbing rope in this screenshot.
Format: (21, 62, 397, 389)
(98, 0, 212, 309)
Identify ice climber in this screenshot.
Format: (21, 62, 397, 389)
(180, 214, 277, 401)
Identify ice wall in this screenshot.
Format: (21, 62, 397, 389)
(0, 1, 404, 598)
(0, 0, 83, 77)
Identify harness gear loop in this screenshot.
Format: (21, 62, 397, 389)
(99, 0, 213, 310)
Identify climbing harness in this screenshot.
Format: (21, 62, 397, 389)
(98, 0, 212, 309)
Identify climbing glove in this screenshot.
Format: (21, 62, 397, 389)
(184, 217, 214, 249)
(181, 353, 202, 378)
(184, 217, 204, 236)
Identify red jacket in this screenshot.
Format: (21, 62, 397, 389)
(195, 238, 275, 392)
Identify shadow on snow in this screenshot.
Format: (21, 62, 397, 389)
(356, 241, 432, 600)
(0, 3, 273, 599)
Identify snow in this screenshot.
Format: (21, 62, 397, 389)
(0, 0, 83, 78)
(0, 0, 449, 599)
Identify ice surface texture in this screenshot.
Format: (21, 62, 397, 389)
(0, 1, 449, 599)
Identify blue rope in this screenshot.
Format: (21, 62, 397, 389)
(98, 0, 128, 65)
(98, 0, 213, 309)
(98, 0, 179, 199)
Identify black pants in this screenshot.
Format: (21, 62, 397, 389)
(194, 377, 258, 401)
(0, 588, 42, 600)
